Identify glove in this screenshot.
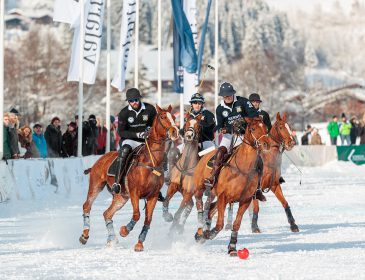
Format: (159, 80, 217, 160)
(136, 132, 148, 139)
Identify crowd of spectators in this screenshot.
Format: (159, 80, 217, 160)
(2, 108, 118, 160)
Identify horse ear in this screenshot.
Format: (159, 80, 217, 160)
(167, 104, 173, 112)
(282, 112, 287, 122)
(276, 112, 281, 121)
(156, 104, 162, 113)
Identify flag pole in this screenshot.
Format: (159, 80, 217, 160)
(106, 0, 111, 152)
(157, 0, 162, 106)
(77, 0, 85, 157)
(0, 0, 4, 159)
(214, 0, 218, 113)
(134, 0, 139, 88)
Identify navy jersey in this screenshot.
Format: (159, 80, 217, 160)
(188, 108, 215, 142)
(215, 96, 259, 133)
(117, 102, 156, 143)
(258, 109, 272, 132)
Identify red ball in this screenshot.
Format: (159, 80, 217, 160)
(237, 248, 249, 259)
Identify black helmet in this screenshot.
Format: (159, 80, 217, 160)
(219, 82, 236, 96)
(125, 88, 142, 101)
(190, 93, 205, 104)
(248, 93, 262, 102)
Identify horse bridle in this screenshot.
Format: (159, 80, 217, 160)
(239, 121, 269, 150)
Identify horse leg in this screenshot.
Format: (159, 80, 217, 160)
(171, 195, 191, 234)
(194, 194, 205, 243)
(206, 194, 227, 240)
(79, 175, 105, 245)
(134, 196, 159, 252)
(273, 184, 299, 232)
(162, 182, 179, 223)
(120, 192, 140, 237)
(225, 203, 234, 230)
(180, 198, 194, 227)
(103, 194, 129, 245)
(251, 199, 261, 233)
(228, 199, 251, 256)
(203, 193, 215, 231)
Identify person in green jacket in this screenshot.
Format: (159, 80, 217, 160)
(339, 114, 352, 146)
(327, 115, 339, 145)
(2, 113, 12, 160)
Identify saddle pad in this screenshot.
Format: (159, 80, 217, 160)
(107, 146, 142, 177)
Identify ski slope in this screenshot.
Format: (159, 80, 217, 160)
(1, 161, 365, 280)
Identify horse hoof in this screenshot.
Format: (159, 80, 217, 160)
(79, 234, 89, 245)
(194, 229, 206, 244)
(134, 241, 144, 252)
(229, 250, 237, 257)
(225, 224, 232, 231)
(163, 212, 173, 223)
(290, 224, 299, 232)
(203, 230, 211, 240)
(252, 227, 261, 234)
(120, 226, 129, 237)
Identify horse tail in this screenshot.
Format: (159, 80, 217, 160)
(84, 168, 92, 175)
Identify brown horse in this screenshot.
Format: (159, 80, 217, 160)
(79, 105, 179, 251)
(250, 112, 299, 233)
(192, 117, 270, 251)
(162, 113, 202, 233)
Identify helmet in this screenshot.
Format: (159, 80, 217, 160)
(248, 93, 262, 102)
(219, 82, 236, 96)
(190, 93, 205, 104)
(125, 88, 142, 101)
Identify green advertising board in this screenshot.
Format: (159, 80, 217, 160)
(337, 146, 365, 165)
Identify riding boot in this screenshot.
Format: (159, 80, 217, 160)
(204, 146, 228, 188)
(111, 145, 132, 194)
(158, 191, 165, 202)
(254, 187, 267, 202)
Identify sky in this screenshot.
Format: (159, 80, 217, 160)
(265, 0, 354, 13)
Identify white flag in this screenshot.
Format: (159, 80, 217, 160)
(111, 0, 137, 92)
(53, 0, 81, 25)
(67, 0, 106, 84)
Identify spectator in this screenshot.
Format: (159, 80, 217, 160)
(301, 124, 312, 145)
(61, 122, 77, 157)
(110, 115, 117, 151)
(8, 112, 20, 159)
(350, 116, 359, 145)
(44, 117, 62, 157)
(18, 125, 39, 158)
(96, 118, 107, 155)
(2, 113, 11, 160)
(75, 114, 91, 156)
(358, 113, 365, 145)
(310, 128, 322, 145)
(339, 114, 352, 146)
(86, 114, 99, 155)
(32, 123, 47, 158)
(327, 115, 339, 145)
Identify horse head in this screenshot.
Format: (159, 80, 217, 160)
(243, 117, 270, 151)
(183, 114, 202, 143)
(154, 105, 180, 141)
(270, 112, 295, 151)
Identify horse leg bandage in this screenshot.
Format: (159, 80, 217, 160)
(105, 219, 116, 241)
(138, 225, 150, 242)
(126, 219, 137, 232)
(83, 214, 90, 230)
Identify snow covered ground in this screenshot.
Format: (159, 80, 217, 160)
(1, 161, 365, 280)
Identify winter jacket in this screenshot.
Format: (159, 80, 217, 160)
(350, 121, 358, 144)
(339, 122, 352, 136)
(61, 131, 77, 157)
(8, 125, 20, 157)
(32, 133, 48, 158)
(310, 134, 322, 145)
(327, 121, 339, 138)
(358, 125, 365, 145)
(18, 127, 39, 158)
(44, 124, 62, 157)
(86, 120, 99, 155)
(2, 126, 11, 159)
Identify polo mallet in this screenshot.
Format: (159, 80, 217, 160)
(197, 64, 215, 93)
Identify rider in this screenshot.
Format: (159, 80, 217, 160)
(249, 92, 285, 188)
(204, 82, 266, 201)
(187, 93, 216, 149)
(111, 88, 164, 201)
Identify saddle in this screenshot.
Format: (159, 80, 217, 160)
(107, 146, 143, 177)
(205, 147, 238, 169)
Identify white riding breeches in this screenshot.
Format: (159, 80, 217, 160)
(219, 134, 243, 150)
(121, 139, 143, 150)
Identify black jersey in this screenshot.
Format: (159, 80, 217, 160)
(188, 108, 215, 142)
(258, 109, 272, 132)
(215, 96, 259, 133)
(117, 102, 156, 143)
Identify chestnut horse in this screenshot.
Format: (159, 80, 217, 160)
(250, 112, 299, 233)
(79, 105, 179, 251)
(192, 117, 270, 251)
(162, 114, 202, 233)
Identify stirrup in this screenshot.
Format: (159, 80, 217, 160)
(111, 182, 121, 194)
